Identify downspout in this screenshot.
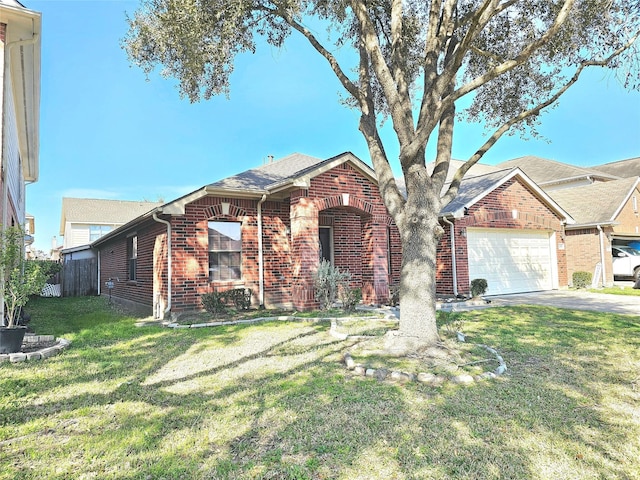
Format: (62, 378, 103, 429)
(596, 224, 607, 287)
(257, 194, 267, 308)
(152, 211, 172, 318)
(442, 216, 458, 296)
(97, 249, 101, 295)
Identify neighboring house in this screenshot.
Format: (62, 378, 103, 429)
(591, 157, 640, 179)
(93, 152, 572, 318)
(0, 1, 41, 232)
(496, 156, 640, 286)
(551, 177, 640, 284)
(496, 156, 618, 192)
(59, 198, 163, 253)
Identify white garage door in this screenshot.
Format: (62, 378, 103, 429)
(467, 228, 556, 295)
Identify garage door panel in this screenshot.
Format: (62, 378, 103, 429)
(467, 228, 553, 295)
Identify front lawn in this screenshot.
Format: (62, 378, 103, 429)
(1, 296, 638, 479)
(591, 286, 640, 296)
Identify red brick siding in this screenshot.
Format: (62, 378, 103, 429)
(291, 163, 393, 307)
(98, 221, 167, 308)
(612, 186, 640, 235)
(436, 178, 568, 295)
(564, 227, 614, 286)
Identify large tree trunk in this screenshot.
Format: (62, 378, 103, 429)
(384, 174, 445, 355)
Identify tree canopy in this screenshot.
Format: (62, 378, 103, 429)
(125, 0, 639, 216)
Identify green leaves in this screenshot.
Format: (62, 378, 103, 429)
(0, 226, 48, 327)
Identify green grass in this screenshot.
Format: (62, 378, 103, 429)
(1, 296, 639, 479)
(590, 286, 640, 296)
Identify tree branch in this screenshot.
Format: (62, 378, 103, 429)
(350, 0, 415, 155)
(440, 31, 638, 206)
(264, 6, 361, 101)
(452, 0, 576, 102)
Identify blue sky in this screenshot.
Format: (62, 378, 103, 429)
(26, 0, 640, 253)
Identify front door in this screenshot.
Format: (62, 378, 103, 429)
(319, 227, 332, 263)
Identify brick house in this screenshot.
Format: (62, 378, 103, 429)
(497, 156, 640, 286)
(92, 153, 574, 317)
(551, 177, 640, 285)
(93, 153, 400, 317)
(433, 166, 572, 296)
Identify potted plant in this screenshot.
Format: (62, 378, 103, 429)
(0, 226, 47, 354)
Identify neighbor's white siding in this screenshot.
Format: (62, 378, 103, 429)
(3, 69, 25, 224)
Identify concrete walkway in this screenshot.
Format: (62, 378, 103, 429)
(485, 290, 640, 316)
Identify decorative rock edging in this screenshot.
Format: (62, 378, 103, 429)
(165, 315, 380, 329)
(342, 343, 507, 386)
(0, 334, 71, 364)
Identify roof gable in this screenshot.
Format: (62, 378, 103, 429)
(549, 176, 640, 225)
(207, 151, 376, 195)
(440, 168, 573, 222)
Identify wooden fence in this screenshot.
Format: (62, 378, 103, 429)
(61, 258, 98, 297)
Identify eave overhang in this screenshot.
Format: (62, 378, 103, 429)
(1, 3, 41, 182)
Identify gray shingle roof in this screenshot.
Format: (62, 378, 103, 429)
(549, 176, 640, 225)
(60, 198, 163, 234)
(208, 153, 326, 191)
(590, 157, 640, 179)
(441, 169, 517, 215)
(496, 156, 619, 185)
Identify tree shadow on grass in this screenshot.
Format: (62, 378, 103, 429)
(1, 301, 638, 479)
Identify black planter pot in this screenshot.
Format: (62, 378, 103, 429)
(0, 326, 27, 354)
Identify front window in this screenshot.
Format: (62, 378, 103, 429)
(128, 235, 137, 280)
(90, 225, 112, 242)
(208, 221, 242, 281)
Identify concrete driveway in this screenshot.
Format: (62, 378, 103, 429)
(486, 289, 640, 316)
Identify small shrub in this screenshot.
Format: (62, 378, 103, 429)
(201, 291, 229, 317)
(227, 288, 252, 310)
(314, 260, 350, 310)
(388, 285, 400, 306)
(437, 310, 465, 336)
(1, 226, 48, 326)
(470, 278, 488, 298)
(572, 271, 592, 289)
(340, 287, 362, 313)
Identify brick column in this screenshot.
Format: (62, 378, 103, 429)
(362, 216, 390, 305)
(290, 194, 319, 310)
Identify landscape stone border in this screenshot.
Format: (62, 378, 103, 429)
(0, 334, 71, 364)
(334, 315, 507, 386)
(342, 343, 507, 386)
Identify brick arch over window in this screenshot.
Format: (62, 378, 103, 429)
(203, 203, 247, 219)
(316, 194, 375, 215)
